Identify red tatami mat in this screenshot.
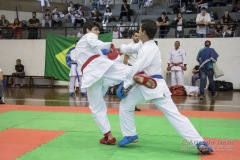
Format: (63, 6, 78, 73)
(0, 128, 64, 160)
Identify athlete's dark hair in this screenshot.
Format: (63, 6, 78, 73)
(141, 19, 157, 39)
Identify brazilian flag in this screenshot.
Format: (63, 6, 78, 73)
(44, 32, 113, 81)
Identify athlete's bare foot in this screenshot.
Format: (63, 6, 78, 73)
(133, 75, 157, 89)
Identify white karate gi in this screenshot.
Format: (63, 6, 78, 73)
(168, 48, 187, 86)
(68, 48, 85, 93)
(121, 40, 142, 65)
(120, 40, 203, 145)
(75, 32, 130, 134)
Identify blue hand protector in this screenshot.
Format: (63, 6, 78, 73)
(116, 82, 134, 99)
(116, 82, 127, 99)
(101, 49, 110, 55)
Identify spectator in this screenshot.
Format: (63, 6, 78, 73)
(195, 7, 211, 38)
(116, 19, 128, 38)
(42, 8, 52, 28)
(156, 12, 169, 38)
(77, 28, 83, 38)
(65, 1, 75, 23)
(112, 26, 122, 39)
(119, 0, 132, 22)
(10, 18, 23, 39)
(27, 12, 39, 39)
(52, 7, 62, 29)
(102, 7, 113, 24)
(167, 41, 187, 87)
(221, 10, 232, 24)
(170, 0, 180, 14)
(90, 0, 100, 10)
(196, 40, 218, 100)
(0, 15, 12, 39)
(103, 0, 111, 8)
(171, 12, 187, 38)
(191, 65, 200, 86)
(214, 22, 223, 37)
(222, 24, 234, 37)
(231, 2, 240, 12)
(73, 5, 86, 29)
(0, 67, 4, 104)
(11, 59, 25, 87)
(90, 7, 102, 23)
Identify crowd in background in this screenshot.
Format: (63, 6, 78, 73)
(0, 0, 240, 39)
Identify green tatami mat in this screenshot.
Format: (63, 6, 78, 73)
(1, 111, 240, 160)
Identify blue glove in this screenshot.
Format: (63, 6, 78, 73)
(116, 82, 127, 99)
(101, 49, 110, 55)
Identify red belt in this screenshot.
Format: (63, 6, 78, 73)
(81, 54, 100, 73)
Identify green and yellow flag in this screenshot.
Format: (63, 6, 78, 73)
(44, 32, 113, 81)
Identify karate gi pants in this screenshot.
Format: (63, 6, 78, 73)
(171, 70, 184, 86)
(86, 62, 130, 134)
(119, 85, 204, 145)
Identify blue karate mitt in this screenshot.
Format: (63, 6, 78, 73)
(101, 49, 110, 55)
(116, 82, 133, 99)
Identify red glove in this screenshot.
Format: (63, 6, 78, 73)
(182, 66, 187, 71)
(167, 66, 171, 71)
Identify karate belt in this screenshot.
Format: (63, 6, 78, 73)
(150, 75, 163, 79)
(72, 63, 80, 82)
(172, 62, 183, 66)
(81, 54, 100, 73)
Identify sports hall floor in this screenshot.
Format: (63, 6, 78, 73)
(0, 87, 240, 160)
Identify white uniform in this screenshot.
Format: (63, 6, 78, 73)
(75, 32, 131, 134)
(68, 49, 86, 93)
(121, 41, 143, 65)
(120, 40, 203, 145)
(168, 48, 187, 86)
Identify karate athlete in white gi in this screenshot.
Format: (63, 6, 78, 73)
(74, 21, 156, 145)
(117, 20, 213, 155)
(167, 41, 187, 86)
(121, 30, 143, 111)
(68, 43, 86, 95)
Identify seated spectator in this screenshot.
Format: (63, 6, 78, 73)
(42, 9, 52, 28)
(184, 1, 196, 13)
(10, 18, 23, 39)
(112, 26, 122, 39)
(77, 28, 83, 38)
(231, 2, 240, 12)
(170, 12, 187, 38)
(65, 1, 75, 23)
(214, 22, 223, 37)
(0, 15, 12, 39)
(90, 7, 102, 23)
(90, 0, 100, 10)
(102, 0, 111, 8)
(102, 7, 114, 24)
(221, 10, 232, 24)
(170, 0, 180, 14)
(52, 7, 62, 29)
(116, 19, 128, 38)
(0, 67, 4, 104)
(156, 12, 169, 38)
(73, 5, 86, 29)
(11, 59, 25, 87)
(119, 0, 132, 22)
(222, 24, 234, 37)
(191, 65, 200, 86)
